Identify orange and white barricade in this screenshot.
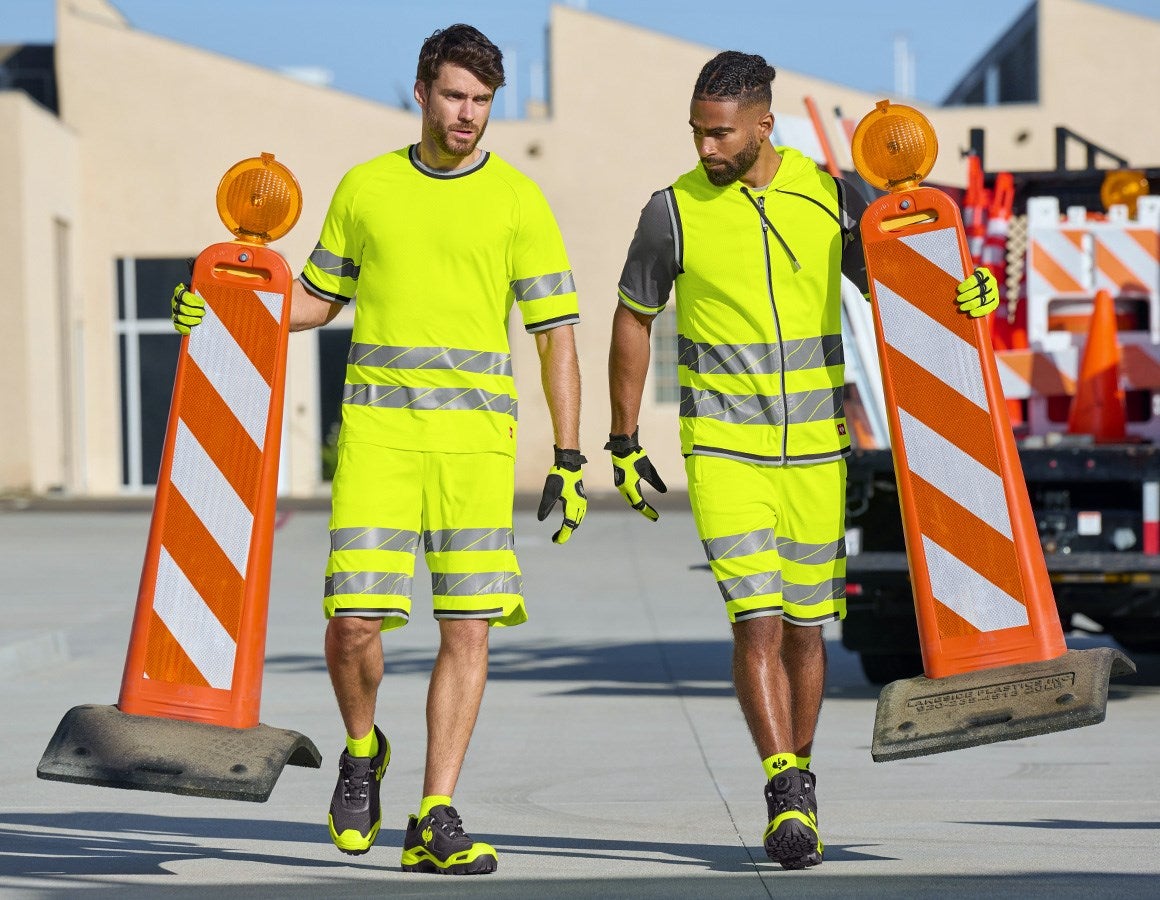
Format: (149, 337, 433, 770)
(1021, 193, 1160, 440)
(849, 102, 1134, 762)
(38, 154, 321, 801)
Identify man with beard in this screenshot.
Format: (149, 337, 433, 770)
(172, 24, 586, 875)
(605, 51, 997, 869)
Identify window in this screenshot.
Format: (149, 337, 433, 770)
(116, 257, 189, 489)
(651, 304, 681, 404)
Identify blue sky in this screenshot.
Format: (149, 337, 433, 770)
(4, 0, 1158, 116)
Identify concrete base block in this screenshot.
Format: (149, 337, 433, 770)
(36, 704, 322, 802)
(871, 647, 1136, 762)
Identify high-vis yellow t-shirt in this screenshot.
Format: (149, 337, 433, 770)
(301, 145, 579, 457)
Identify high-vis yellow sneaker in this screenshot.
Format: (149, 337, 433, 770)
(401, 804, 498, 875)
(327, 726, 390, 855)
(763, 767, 823, 869)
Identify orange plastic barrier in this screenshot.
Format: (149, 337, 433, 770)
(861, 187, 1067, 679)
(1067, 288, 1127, 442)
(118, 243, 293, 728)
(963, 154, 989, 268)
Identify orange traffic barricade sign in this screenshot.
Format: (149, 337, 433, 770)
(37, 153, 321, 800)
(850, 102, 1134, 761)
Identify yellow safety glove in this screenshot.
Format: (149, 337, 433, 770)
(537, 447, 587, 544)
(956, 266, 999, 318)
(171, 283, 206, 335)
(606, 430, 667, 522)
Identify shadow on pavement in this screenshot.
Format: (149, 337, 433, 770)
(265, 637, 881, 700)
(0, 811, 890, 882)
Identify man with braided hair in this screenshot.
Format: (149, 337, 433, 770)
(607, 51, 998, 868)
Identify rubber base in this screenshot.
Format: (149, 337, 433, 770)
(871, 647, 1135, 762)
(37, 704, 321, 802)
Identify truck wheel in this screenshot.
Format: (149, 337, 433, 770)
(859, 652, 923, 685)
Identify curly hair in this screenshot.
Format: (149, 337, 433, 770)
(693, 51, 776, 108)
(416, 24, 506, 91)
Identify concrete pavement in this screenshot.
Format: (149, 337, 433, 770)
(2, 504, 1159, 898)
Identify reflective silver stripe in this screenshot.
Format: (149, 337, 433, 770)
(678, 335, 842, 377)
(343, 384, 516, 414)
(663, 188, 682, 270)
(784, 335, 843, 371)
(718, 571, 782, 601)
(680, 386, 843, 427)
(326, 571, 413, 596)
(784, 578, 846, 606)
(331, 528, 420, 554)
(703, 529, 776, 562)
(432, 572, 522, 596)
(308, 244, 360, 280)
(424, 528, 515, 553)
(512, 270, 576, 302)
(348, 343, 512, 377)
(776, 537, 846, 564)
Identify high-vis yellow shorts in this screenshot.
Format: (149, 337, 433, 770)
(686, 454, 847, 626)
(325, 443, 526, 630)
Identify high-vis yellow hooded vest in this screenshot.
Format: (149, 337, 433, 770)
(619, 146, 861, 466)
(672, 147, 847, 465)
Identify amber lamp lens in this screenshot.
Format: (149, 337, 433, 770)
(851, 101, 938, 192)
(216, 153, 302, 243)
(1101, 170, 1150, 216)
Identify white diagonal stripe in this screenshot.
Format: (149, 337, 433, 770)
(1030, 230, 1084, 292)
(995, 355, 1028, 399)
(876, 280, 989, 411)
(899, 227, 966, 281)
(171, 420, 253, 576)
(153, 547, 236, 689)
(187, 299, 271, 449)
(922, 536, 1029, 632)
(255, 289, 284, 322)
(1098, 232, 1159, 290)
(898, 409, 1013, 539)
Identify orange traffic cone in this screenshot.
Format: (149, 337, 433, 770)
(1068, 289, 1126, 442)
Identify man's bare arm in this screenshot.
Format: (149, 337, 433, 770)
(534, 324, 581, 449)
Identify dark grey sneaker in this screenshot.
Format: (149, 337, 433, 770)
(327, 725, 389, 855)
(400, 804, 498, 875)
(763, 767, 823, 869)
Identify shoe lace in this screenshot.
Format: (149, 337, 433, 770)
(341, 760, 370, 804)
(437, 807, 467, 839)
(769, 774, 809, 816)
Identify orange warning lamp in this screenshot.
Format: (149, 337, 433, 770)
(1101, 169, 1150, 217)
(851, 100, 938, 192)
(216, 152, 302, 244)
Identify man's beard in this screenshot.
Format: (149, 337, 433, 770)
(702, 135, 762, 186)
(425, 109, 487, 159)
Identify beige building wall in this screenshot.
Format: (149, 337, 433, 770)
(1, 0, 1155, 499)
(0, 91, 79, 494)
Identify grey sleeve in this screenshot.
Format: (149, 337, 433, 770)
(617, 189, 681, 315)
(837, 178, 870, 298)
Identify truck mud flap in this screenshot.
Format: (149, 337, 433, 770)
(871, 647, 1135, 761)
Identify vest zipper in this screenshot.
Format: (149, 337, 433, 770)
(741, 187, 790, 465)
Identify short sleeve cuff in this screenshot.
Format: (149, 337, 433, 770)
(617, 288, 664, 317)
